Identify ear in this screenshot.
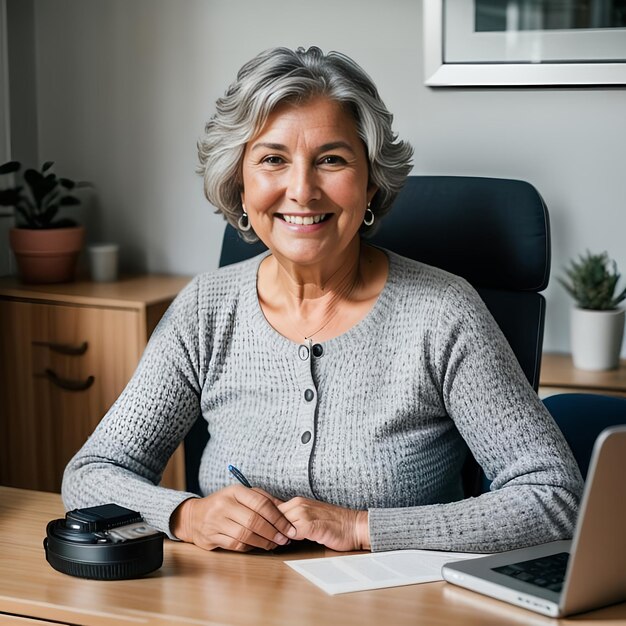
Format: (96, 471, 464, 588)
(367, 183, 379, 205)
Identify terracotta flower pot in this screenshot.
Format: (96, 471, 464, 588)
(9, 226, 85, 284)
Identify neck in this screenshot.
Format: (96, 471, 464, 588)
(258, 238, 364, 341)
(269, 238, 362, 303)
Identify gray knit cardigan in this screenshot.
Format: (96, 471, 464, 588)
(62, 250, 583, 552)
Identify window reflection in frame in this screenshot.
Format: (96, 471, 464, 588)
(424, 0, 626, 86)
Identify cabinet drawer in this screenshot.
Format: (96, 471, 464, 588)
(0, 300, 143, 492)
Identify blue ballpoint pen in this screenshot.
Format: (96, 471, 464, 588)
(228, 464, 252, 488)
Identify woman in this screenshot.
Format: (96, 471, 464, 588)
(63, 46, 582, 554)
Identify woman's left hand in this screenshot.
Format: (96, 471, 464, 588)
(278, 497, 370, 551)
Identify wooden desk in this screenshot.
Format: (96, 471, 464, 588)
(2, 488, 625, 625)
(540, 353, 626, 398)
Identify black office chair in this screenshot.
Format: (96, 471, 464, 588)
(543, 393, 626, 480)
(185, 175, 551, 496)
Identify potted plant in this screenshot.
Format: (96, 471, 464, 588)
(0, 160, 91, 283)
(559, 250, 626, 370)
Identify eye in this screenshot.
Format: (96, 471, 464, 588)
(319, 155, 347, 166)
(261, 155, 285, 165)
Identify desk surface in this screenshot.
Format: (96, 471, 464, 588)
(2, 487, 625, 626)
(540, 353, 626, 397)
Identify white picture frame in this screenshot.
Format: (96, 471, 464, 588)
(424, 0, 626, 87)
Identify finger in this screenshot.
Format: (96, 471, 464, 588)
(235, 489, 297, 539)
(276, 501, 314, 540)
(278, 496, 313, 519)
(218, 487, 292, 543)
(220, 517, 282, 551)
(188, 489, 288, 549)
(251, 487, 285, 507)
(193, 517, 280, 552)
(200, 532, 257, 553)
(226, 505, 291, 546)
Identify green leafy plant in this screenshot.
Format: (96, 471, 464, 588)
(0, 160, 90, 229)
(559, 250, 626, 310)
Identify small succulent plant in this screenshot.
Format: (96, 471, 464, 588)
(559, 250, 626, 310)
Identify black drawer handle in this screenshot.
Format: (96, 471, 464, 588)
(33, 341, 89, 356)
(44, 369, 95, 392)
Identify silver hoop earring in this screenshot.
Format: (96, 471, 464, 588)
(238, 210, 251, 232)
(363, 203, 375, 227)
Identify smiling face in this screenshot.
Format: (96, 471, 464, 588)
(240, 97, 377, 270)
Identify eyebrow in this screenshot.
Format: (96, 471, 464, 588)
(249, 141, 357, 154)
(318, 141, 357, 154)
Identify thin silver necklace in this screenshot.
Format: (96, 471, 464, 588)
(298, 261, 362, 342)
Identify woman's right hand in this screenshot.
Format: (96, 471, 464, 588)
(171, 486, 297, 552)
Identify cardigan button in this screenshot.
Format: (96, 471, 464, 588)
(312, 343, 324, 357)
(301, 431, 312, 444)
(304, 389, 315, 402)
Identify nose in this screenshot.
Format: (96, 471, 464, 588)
(287, 160, 321, 206)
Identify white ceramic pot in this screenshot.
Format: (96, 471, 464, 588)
(570, 307, 625, 371)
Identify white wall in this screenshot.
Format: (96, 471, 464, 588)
(0, 0, 9, 164)
(0, 0, 14, 275)
(9, 0, 626, 355)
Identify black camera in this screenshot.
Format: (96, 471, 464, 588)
(44, 503, 164, 580)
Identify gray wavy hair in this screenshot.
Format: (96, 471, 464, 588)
(198, 46, 413, 242)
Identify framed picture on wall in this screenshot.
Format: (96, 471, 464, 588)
(424, 0, 626, 86)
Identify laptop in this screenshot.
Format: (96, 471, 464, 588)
(442, 425, 626, 618)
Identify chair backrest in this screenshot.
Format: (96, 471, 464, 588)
(185, 175, 551, 496)
(543, 393, 626, 479)
(219, 176, 550, 388)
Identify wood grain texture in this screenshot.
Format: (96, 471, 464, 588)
(540, 353, 626, 397)
(1, 487, 625, 626)
(0, 277, 190, 493)
(0, 275, 191, 308)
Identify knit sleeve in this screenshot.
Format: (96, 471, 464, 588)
(61, 277, 204, 537)
(368, 278, 584, 553)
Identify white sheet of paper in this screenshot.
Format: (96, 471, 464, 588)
(285, 549, 485, 595)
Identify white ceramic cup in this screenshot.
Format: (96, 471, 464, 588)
(88, 243, 119, 282)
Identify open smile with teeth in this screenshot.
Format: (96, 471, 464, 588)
(280, 214, 329, 225)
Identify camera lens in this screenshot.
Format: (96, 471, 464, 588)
(44, 517, 164, 580)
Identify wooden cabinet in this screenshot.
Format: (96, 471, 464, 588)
(0, 275, 191, 492)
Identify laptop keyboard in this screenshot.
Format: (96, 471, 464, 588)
(493, 552, 570, 593)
